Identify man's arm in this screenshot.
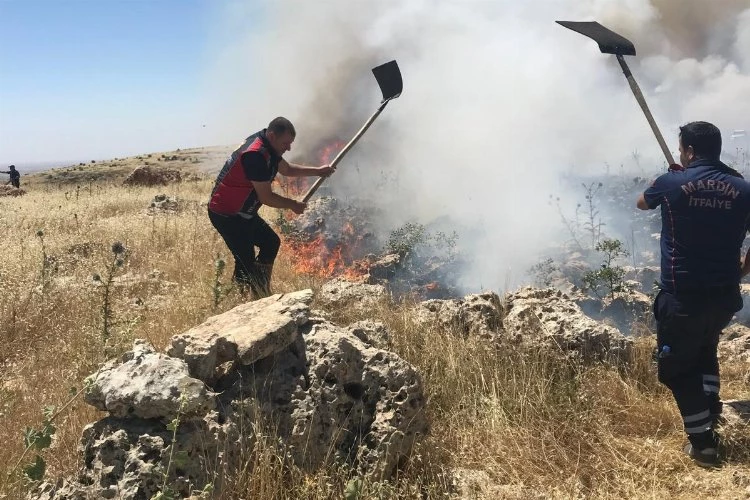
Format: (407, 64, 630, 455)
(278, 158, 335, 177)
(251, 181, 306, 214)
(636, 193, 650, 210)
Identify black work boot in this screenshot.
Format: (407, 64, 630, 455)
(685, 430, 720, 468)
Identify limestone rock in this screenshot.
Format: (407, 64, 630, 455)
(734, 284, 750, 326)
(32, 289, 426, 498)
(415, 292, 504, 337)
(719, 324, 750, 362)
(84, 340, 214, 422)
(30, 417, 214, 500)
(576, 289, 653, 335)
(723, 399, 750, 427)
(503, 287, 632, 363)
(148, 193, 180, 213)
(347, 320, 392, 349)
(623, 266, 660, 294)
(317, 278, 388, 311)
(216, 320, 428, 479)
(168, 290, 313, 382)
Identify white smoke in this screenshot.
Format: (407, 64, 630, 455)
(207, 0, 750, 292)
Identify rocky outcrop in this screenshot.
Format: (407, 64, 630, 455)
(414, 288, 632, 363)
(503, 287, 632, 363)
(147, 193, 180, 213)
(123, 166, 182, 186)
(575, 289, 653, 335)
(0, 185, 26, 196)
(84, 340, 214, 422)
(317, 278, 388, 312)
(347, 320, 392, 349)
(415, 292, 504, 338)
(719, 324, 750, 362)
(168, 290, 313, 382)
(31, 289, 426, 499)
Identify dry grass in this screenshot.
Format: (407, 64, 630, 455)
(1, 159, 750, 499)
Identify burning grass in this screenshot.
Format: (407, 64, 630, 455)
(1, 163, 750, 498)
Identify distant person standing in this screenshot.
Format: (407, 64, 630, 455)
(208, 117, 335, 298)
(2, 165, 20, 188)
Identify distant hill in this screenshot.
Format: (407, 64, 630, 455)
(21, 145, 233, 188)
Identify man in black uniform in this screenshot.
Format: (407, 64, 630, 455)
(208, 117, 334, 297)
(637, 121, 750, 467)
(2, 165, 20, 188)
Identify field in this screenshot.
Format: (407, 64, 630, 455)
(2, 153, 750, 499)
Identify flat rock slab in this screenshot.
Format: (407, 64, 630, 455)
(84, 340, 214, 422)
(168, 290, 313, 382)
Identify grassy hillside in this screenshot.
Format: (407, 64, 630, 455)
(1, 153, 750, 499)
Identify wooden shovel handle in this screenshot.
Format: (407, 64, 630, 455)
(301, 100, 391, 203)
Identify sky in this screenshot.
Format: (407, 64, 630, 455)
(0, 0, 232, 167)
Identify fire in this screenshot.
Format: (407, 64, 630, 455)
(276, 139, 345, 198)
(278, 139, 365, 280)
(319, 140, 345, 164)
(286, 235, 366, 281)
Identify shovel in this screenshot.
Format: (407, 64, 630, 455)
(557, 21, 676, 165)
(301, 60, 403, 203)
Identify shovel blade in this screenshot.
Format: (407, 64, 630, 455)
(372, 60, 402, 102)
(557, 21, 636, 56)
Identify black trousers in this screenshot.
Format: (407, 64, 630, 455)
(10, 179, 19, 188)
(208, 210, 280, 296)
(654, 288, 740, 448)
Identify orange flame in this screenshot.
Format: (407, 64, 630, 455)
(286, 235, 366, 281)
(319, 140, 345, 164)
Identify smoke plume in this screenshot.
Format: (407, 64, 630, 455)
(207, 0, 750, 292)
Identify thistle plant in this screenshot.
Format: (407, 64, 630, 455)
(35, 230, 50, 295)
(97, 241, 127, 345)
(212, 255, 226, 309)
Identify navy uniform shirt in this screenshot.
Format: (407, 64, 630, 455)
(644, 159, 750, 293)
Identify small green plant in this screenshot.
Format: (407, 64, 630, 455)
(582, 238, 631, 300)
(151, 396, 197, 500)
(96, 241, 127, 345)
(386, 222, 426, 258)
(9, 384, 89, 483)
(528, 257, 559, 287)
(344, 477, 363, 500)
(21, 405, 55, 481)
(385, 222, 459, 275)
(553, 196, 586, 253)
(582, 182, 605, 248)
(212, 255, 226, 309)
(274, 209, 296, 236)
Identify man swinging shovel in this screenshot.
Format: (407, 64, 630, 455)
(559, 21, 750, 468)
(207, 60, 402, 298)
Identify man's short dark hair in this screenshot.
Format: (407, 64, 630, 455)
(267, 117, 296, 138)
(9, 165, 15, 169)
(679, 121, 722, 160)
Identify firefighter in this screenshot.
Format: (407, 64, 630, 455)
(637, 121, 750, 467)
(208, 117, 334, 297)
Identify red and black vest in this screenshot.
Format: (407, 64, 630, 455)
(208, 130, 280, 217)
